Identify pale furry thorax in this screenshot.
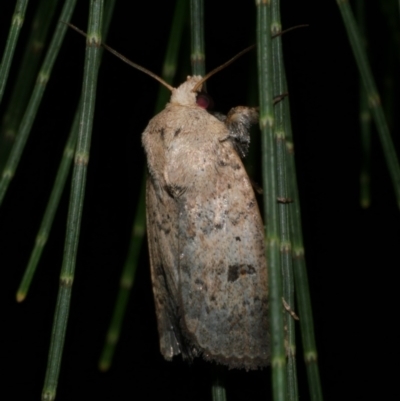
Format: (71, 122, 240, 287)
(170, 75, 202, 106)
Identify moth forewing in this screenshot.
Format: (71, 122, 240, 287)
(143, 76, 269, 369)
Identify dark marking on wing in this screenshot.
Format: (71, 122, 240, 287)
(167, 183, 187, 198)
(247, 200, 255, 209)
(228, 264, 256, 282)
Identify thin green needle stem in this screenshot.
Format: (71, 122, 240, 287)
(98, 0, 187, 371)
(337, 0, 400, 209)
(211, 366, 227, 401)
(99, 171, 146, 371)
(16, 105, 79, 302)
(41, 2, 104, 400)
(212, 384, 227, 401)
(256, 1, 286, 400)
(160, 0, 188, 87)
(16, 0, 116, 303)
(0, 0, 59, 164)
(284, 95, 324, 401)
(270, 1, 298, 400)
(276, 16, 324, 401)
(190, 0, 206, 77)
(290, 225, 323, 400)
(0, 0, 28, 105)
(0, 0, 78, 207)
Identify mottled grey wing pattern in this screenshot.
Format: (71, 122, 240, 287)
(176, 142, 269, 369)
(144, 105, 201, 361)
(145, 179, 183, 359)
(144, 100, 269, 369)
(164, 108, 269, 369)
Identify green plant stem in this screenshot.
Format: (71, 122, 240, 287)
(337, 0, 400, 209)
(0, 0, 78, 207)
(277, 16, 324, 401)
(0, 0, 59, 170)
(161, 0, 188, 86)
(16, 103, 79, 302)
(0, 0, 29, 104)
(270, 1, 298, 399)
(41, 2, 104, 400)
(98, 0, 187, 371)
(211, 366, 227, 401)
(190, 0, 205, 76)
(285, 107, 324, 401)
(291, 239, 323, 401)
(256, 1, 286, 401)
(16, 0, 116, 305)
(98, 171, 146, 371)
(377, 2, 396, 134)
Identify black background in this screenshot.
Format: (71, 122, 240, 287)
(1, 1, 399, 400)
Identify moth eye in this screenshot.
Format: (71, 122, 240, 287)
(196, 92, 214, 110)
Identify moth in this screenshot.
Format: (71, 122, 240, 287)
(142, 66, 269, 369)
(67, 23, 269, 369)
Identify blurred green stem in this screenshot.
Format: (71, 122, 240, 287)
(256, 1, 287, 400)
(337, 0, 400, 209)
(190, 0, 206, 76)
(0, 0, 29, 104)
(0, 0, 59, 169)
(41, 1, 104, 400)
(270, 0, 298, 399)
(0, 0, 77, 206)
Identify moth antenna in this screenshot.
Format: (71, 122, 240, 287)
(274, 24, 309, 38)
(192, 23, 308, 93)
(64, 21, 174, 92)
(192, 45, 255, 93)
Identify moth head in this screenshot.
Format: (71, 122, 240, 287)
(169, 44, 254, 109)
(168, 76, 214, 109)
(170, 76, 203, 106)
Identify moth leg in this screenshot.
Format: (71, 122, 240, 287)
(273, 92, 289, 105)
(277, 196, 293, 204)
(165, 182, 188, 198)
(251, 179, 263, 195)
(282, 297, 299, 321)
(217, 106, 259, 158)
